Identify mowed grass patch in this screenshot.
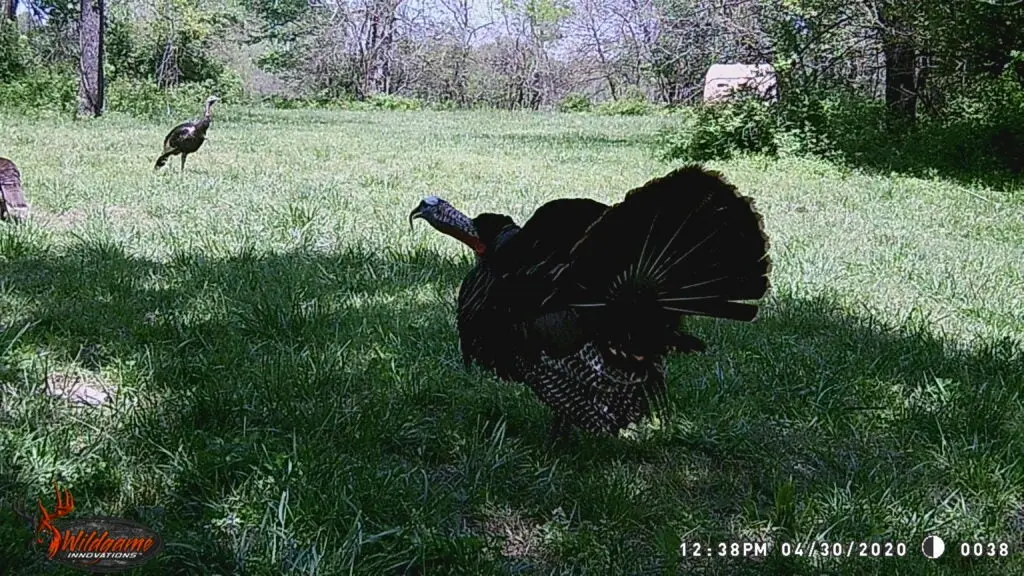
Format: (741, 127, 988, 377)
(0, 108, 1022, 575)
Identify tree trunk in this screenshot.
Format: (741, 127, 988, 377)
(2, 0, 16, 21)
(77, 0, 104, 118)
(883, 40, 916, 123)
(878, 2, 916, 125)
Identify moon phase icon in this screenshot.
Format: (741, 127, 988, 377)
(922, 535, 945, 559)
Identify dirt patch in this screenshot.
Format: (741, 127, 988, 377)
(45, 370, 115, 407)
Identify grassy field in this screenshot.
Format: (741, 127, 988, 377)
(1, 107, 1022, 575)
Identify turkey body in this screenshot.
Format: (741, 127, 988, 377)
(410, 166, 771, 437)
(155, 96, 219, 170)
(0, 157, 29, 222)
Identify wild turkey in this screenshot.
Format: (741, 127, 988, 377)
(409, 165, 771, 439)
(154, 95, 220, 171)
(0, 157, 29, 223)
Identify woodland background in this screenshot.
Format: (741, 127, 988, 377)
(1, 0, 1023, 176)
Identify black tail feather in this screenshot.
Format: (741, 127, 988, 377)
(154, 152, 172, 169)
(667, 331, 707, 354)
(550, 165, 771, 351)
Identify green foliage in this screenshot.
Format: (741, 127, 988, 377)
(772, 89, 888, 160)
(257, 94, 323, 109)
(661, 74, 1024, 183)
(102, 0, 243, 92)
(248, 93, 429, 112)
(594, 97, 654, 116)
(0, 67, 78, 114)
(0, 0, 242, 119)
(658, 95, 777, 161)
(501, 0, 571, 24)
(522, 0, 572, 24)
(902, 73, 1024, 175)
(103, 79, 167, 116)
(558, 93, 592, 112)
(0, 21, 30, 82)
(255, 48, 296, 74)
(362, 94, 424, 111)
(428, 99, 459, 111)
(106, 74, 245, 117)
(241, 0, 308, 36)
(0, 66, 244, 118)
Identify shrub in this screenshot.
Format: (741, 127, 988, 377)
(772, 90, 887, 161)
(558, 93, 591, 113)
(658, 95, 777, 161)
(594, 97, 653, 116)
(0, 68, 78, 113)
(106, 73, 246, 117)
(921, 71, 1024, 174)
(364, 94, 423, 111)
(428, 100, 459, 111)
(0, 20, 30, 82)
(659, 73, 1024, 181)
(105, 79, 168, 116)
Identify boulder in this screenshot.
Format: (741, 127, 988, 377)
(702, 64, 778, 104)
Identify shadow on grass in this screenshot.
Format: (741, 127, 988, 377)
(0, 236, 1021, 575)
(764, 93, 1024, 192)
(826, 120, 1024, 192)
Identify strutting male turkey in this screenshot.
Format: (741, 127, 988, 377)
(409, 166, 771, 440)
(154, 95, 219, 171)
(0, 157, 29, 223)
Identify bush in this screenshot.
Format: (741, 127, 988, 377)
(0, 68, 78, 113)
(659, 74, 1024, 181)
(558, 93, 591, 113)
(106, 73, 246, 117)
(918, 72, 1024, 174)
(594, 97, 654, 116)
(363, 94, 423, 111)
(0, 21, 30, 82)
(172, 72, 246, 107)
(256, 95, 322, 110)
(772, 90, 887, 161)
(776, 75, 1024, 176)
(658, 86, 907, 164)
(658, 95, 777, 161)
(428, 99, 459, 111)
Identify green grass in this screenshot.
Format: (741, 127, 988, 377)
(1, 107, 1023, 575)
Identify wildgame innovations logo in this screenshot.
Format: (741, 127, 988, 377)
(25, 483, 163, 573)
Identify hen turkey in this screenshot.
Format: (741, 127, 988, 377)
(154, 95, 219, 171)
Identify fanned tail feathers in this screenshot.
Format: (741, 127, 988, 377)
(551, 165, 771, 347)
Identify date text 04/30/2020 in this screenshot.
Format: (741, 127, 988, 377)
(680, 541, 910, 558)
